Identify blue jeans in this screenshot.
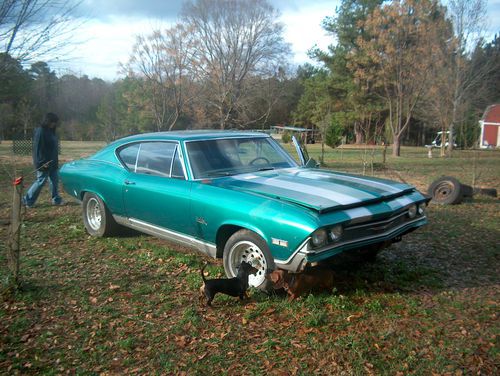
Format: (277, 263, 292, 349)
(24, 168, 62, 206)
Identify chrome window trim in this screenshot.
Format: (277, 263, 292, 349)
(134, 143, 141, 172)
(169, 145, 175, 177)
(176, 143, 188, 180)
(115, 140, 187, 180)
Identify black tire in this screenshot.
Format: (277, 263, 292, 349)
(473, 187, 498, 198)
(223, 229, 275, 292)
(82, 192, 120, 237)
(461, 184, 473, 198)
(428, 176, 463, 205)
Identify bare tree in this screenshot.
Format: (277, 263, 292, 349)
(353, 0, 450, 156)
(232, 66, 289, 129)
(0, 0, 81, 72)
(445, 0, 488, 153)
(181, 0, 289, 129)
(127, 23, 195, 131)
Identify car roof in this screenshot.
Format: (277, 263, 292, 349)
(116, 130, 269, 144)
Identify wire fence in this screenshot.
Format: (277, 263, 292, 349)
(11, 135, 61, 156)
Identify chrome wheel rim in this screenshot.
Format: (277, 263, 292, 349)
(228, 240, 267, 287)
(86, 197, 102, 231)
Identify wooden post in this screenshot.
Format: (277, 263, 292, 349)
(7, 175, 23, 285)
(382, 143, 387, 165)
(426, 146, 433, 158)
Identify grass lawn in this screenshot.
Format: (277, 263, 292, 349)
(0, 141, 499, 375)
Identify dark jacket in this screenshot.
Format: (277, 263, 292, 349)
(33, 125, 58, 170)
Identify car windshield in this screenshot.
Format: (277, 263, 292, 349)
(186, 136, 297, 179)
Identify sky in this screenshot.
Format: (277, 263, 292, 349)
(56, 0, 500, 81)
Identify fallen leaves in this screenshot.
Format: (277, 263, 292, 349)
(1, 177, 499, 375)
(347, 312, 363, 322)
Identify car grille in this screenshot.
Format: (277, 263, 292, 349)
(342, 211, 409, 243)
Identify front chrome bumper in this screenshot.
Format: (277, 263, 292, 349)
(274, 215, 428, 272)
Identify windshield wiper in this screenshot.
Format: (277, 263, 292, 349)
(257, 167, 275, 171)
(205, 170, 236, 177)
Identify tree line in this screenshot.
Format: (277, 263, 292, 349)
(1, 0, 499, 156)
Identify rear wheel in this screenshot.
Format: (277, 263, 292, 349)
(223, 230, 275, 292)
(82, 192, 120, 237)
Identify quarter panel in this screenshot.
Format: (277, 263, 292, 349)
(60, 160, 127, 216)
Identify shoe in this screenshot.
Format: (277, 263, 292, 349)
(53, 199, 65, 206)
(22, 196, 34, 208)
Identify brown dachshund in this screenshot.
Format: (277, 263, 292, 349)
(266, 267, 335, 300)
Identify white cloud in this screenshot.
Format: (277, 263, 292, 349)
(280, 2, 338, 65)
(59, 16, 172, 80)
(54, 0, 499, 81)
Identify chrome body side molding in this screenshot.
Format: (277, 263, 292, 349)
(113, 215, 217, 258)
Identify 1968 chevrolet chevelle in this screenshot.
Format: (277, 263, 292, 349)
(60, 131, 430, 290)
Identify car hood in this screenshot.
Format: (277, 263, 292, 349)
(210, 168, 416, 213)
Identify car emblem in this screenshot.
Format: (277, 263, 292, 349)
(272, 238, 288, 247)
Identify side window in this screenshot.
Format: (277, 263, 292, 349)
(136, 142, 176, 177)
(171, 147, 186, 180)
(118, 143, 140, 171)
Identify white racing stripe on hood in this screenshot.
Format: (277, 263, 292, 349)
(299, 170, 403, 193)
(259, 177, 362, 205)
(344, 207, 373, 224)
(387, 196, 414, 211)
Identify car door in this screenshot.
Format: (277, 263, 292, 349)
(119, 141, 193, 235)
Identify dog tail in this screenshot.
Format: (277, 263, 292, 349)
(200, 263, 208, 283)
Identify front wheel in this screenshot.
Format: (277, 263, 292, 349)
(82, 192, 120, 237)
(223, 230, 275, 291)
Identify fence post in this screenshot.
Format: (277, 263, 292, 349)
(7, 174, 23, 285)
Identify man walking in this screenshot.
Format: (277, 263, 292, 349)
(23, 113, 63, 207)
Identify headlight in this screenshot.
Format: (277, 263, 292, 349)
(329, 225, 343, 242)
(311, 229, 327, 247)
(418, 205, 426, 215)
(408, 204, 417, 218)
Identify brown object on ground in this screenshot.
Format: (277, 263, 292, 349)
(266, 267, 335, 300)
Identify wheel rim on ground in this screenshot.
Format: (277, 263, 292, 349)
(86, 197, 102, 231)
(433, 180, 454, 202)
(228, 240, 267, 287)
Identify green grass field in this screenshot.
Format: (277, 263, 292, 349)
(1, 141, 499, 375)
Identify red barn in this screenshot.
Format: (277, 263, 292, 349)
(479, 104, 500, 148)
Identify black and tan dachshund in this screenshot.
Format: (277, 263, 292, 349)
(200, 262, 258, 306)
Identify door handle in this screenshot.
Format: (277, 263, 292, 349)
(124, 180, 136, 185)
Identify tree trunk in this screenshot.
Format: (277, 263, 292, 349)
(354, 122, 363, 144)
(392, 136, 401, 157)
(447, 121, 455, 154)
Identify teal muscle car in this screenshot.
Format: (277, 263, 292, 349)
(60, 131, 430, 290)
